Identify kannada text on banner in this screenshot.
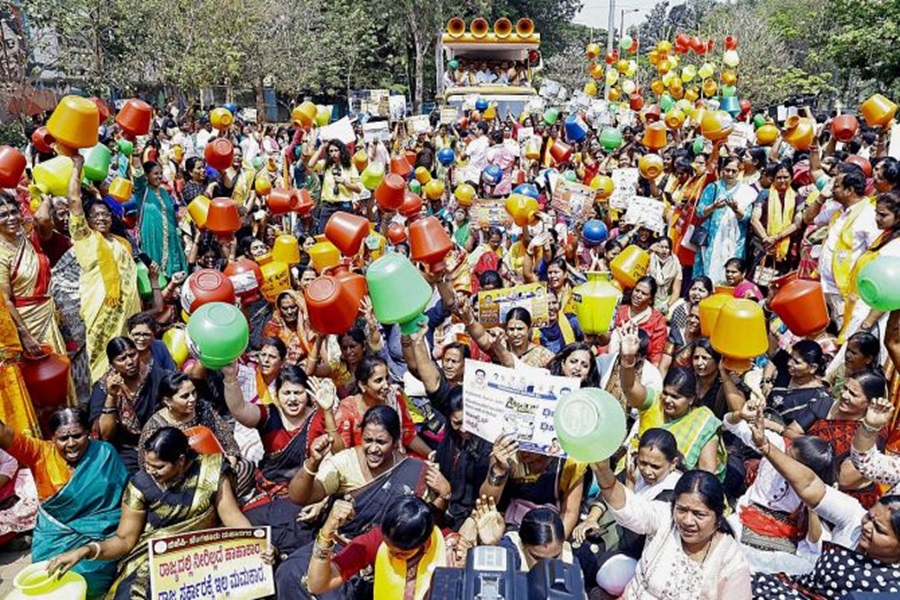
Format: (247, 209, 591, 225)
(148, 527, 274, 600)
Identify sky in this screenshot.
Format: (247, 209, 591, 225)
(574, 0, 663, 37)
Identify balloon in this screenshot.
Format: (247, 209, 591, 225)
(698, 62, 715, 79)
(621, 79, 636, 95)
(857, 256, 900, 311)
(448, 59, 459, 70)
(723, 50, 740, 67)
(554, 388, 627, 462)
(475, 98, 489, 111)
(454, 183, 476, 206)
(437, 147, 455, 166)
(617, 59, 630, 74)
(619, 35, 633, 52)
(589, 62, 605, 79)
(625, 60, 638, 77)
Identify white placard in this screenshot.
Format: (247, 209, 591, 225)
(727, 122, 754, 149)
(406, 115, 431, 134)
(463, 360, 580, 456)
(889, 123, 900, 159)
(623, 196, 667, 233)
(440, 107, 459, 125)
(388, 96, 407, 119)
(608, 167, 639, 210)
(517, 126, 535, 142)
(317, 117, 356, 145)
(362, 121, 391, 143)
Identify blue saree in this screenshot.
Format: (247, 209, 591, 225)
(32, 441, 128, 600)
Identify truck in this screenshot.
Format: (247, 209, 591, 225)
(439, 17, 543, 119)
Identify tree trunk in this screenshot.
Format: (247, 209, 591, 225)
(256, 75, 266, 124)
(414, 43, 424, 114)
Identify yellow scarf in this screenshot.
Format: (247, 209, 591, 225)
(831, 199, 873, 298)
(98, 232, 130, 308)
(255, 369, 274, 405)
(766, 188, 796, 261)
(374, 527, 446, 600)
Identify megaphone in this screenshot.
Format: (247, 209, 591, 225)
(516, 18, 535, 37)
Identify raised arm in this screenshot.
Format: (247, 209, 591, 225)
(851, 396, 900, 488)
(222, 362, 262, 428)
(618, 321, 649, 409)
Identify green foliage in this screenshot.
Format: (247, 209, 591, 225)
(0, 121, 26, 148)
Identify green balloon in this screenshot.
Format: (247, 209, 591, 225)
(408, 180, 422, 195)
(563, 170, 578, 182)
(722, 85, 737, 98)
(752, 114, 766, 129)
(543, 108, 559, 125)
(693, 137, 706, 154)
(659, 94, 675, 112)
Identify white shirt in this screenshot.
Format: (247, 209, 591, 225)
(724, 419, 802, 514)
(818, 199, 880, 295)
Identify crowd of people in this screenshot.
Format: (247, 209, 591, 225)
(1, 94, 900, 600)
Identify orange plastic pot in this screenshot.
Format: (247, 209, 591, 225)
(664, 108, 685, 130)
(305, 276, 360, 335)
(609, 245, 650, 289)
(409, 216, 454, 272)
(642, 122, 668, 151)
(505, 194, 539, 227)
(46, 95, 100, 152)
(19, 345, 70, 410)
(108, 177, 133, 204)
(756, 123, 779, 145)
(31, 127, 54, 154)
(387, 222, 407, 244)
(698, 285, 735, 336)
(325, 211, 369, 256)
(861, 94, 897, 128)
(205, 197, 241, 238)
(332, 263, 368, 306)
(224, 257, 265, 305)
(847, 155, 872, 177)
(294, 188, 314, 216)
(115, 99, 153, 138)
(391, 155, 413, 177)
(184, 425, 224, 455)
(783, 116, 815, 151)
(0, 146, 26, 188)
(375, 174, 406, 211)
(639, 154, 664, 179)
(267, 187, 298, 215)
(769, 272, 828, 336)
(549, 140, 573, 164)
(352, 150, 368, 172)
(700, 110, 733, 142)
(831, 115, 859, 143)
(204, 138, 234, 172)
(711, 299, 767, 372)
(399, 192, 424, 220)
(291, 101, 317, 128)
(181, 268, 237, 314)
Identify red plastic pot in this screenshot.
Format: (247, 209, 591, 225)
(0, 146, 26, 188)
(204, 138, 234, 172)
(375, 174, 406, 211)
(206, 197, 242, 238)
(325, 211, 369, 257)
(224, 258, 264, 306)
(31, 127, 55, 154)
(831, 115, 859, 143)
(115, 99, 153, 138)
(409, 216, 453, 272)
(181, 268, 237, 314)
(305, 276, 360, 335)
(267, 187, 298, 215)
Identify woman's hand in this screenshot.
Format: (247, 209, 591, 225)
(308, 434, 333, 466)
(297, 498, 328, 523)
(572, 518, 601, 545)
(321, 498, 355, 538)
(472, 495, 505, 546)
(619, 320, 640, 360)
(425, 461, 452, 498)
(864, 397, 894, 432)
(308, 377, 337, 411)
(489, 434, 518, 474)
(261, 544, 277, 565)
(106, 372, 126, 397)
(221, 362, 238, 381)
(47, 545, 91, 577)
(19, 330, 43, 358)
(750, 402, 769, 452)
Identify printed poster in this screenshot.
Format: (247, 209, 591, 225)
(406, 115, 432, 134)
(551, 179, 597, 221)
(477, 283, 550, 329)
(148, 527, 274, 600)
(440, 107, 459, 125)
(462, 360, 580, 455)
(468, 198, 512, 228)
(608, 167, 639, 210)
(622, 196, 666, 234)
(362, 121, 391, 143)
(727, 122, 754, 149)
(318, 117, 356, 145)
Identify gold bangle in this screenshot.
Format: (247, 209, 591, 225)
(88, 541, 102, 560)
(303, 461, 318, 476)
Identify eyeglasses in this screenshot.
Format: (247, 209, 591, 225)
(0, 211, 19, 220)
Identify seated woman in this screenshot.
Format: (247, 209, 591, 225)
(310, 356, 430, 457)
(549, 342, 602, 388)
(88, 336, 168, 473)
(724, 401, 832, 575)
(766, 339, 832, 426)
(474, 503, 575, 572)
(667, 276, 712, 340)
(0, 408, 127, 599)
(137, 369, 255, 500)
(659, 302, 702, 378)
(479, 433, 585, 538)
(575, 429, 682, 593)
(824, 330, 881, 397)
(307, 496, 449, 600)
(540, 293, 583, 355)
(599, 323, 664, 414)
(307, 326, 380, 399)
(46, 427, 267, 600)
(749, 404, 900, 597)
(648, 236, 683, 313)
(277, 406, 448, 598)
(225, 365, 340, 509)
(591, 463, 752, 598)
(786, 369, 888, 508)
(264, 290, 314, 365)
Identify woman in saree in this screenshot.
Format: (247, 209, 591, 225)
(693, 156, 757, 284)
(88, 337, 167, 473)
(460, 304, 555, 369)
(263, 289, 315, 365)
(277, 405, 449, 599)
(786, 369, 889, 509)
(748, 403, 900, 598)
(0, 193, 65, 356)
(46, 427, 270, 600)
(67, 156, 142, 382)
(0, 408, 128, 599)
(766, 339, 832, 426)
(659, 303, 702, 378)
(610, 276, 669, 366)
(749, 161, 803, 277)
(0, 303, 41, 438)
(137, 370, 255, 500)
(132, 159, 188, 277)
(307, 324, 382, 400)
(648, 236, 682, 313)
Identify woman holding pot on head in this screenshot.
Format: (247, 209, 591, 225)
(693, 156, 756, 285)
(591, 462, 751, 598)
(67, 156, 142, 382)
(88, 336, 167, 473)
(137, 369, 255, 500)
(749, 403, 900, 598)
(0, 193, 66, 357)
(46, 427, 272, 600)
(0, 408, 128, 599)
(132, 157, 188, 278)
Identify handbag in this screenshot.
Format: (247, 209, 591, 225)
(682, 185, 718, 250)
(753, 256, 779, 288)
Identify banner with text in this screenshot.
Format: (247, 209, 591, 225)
(149, 527, 274, 600)
(477, 283, 550, 329)
(462, 360, 580, 455)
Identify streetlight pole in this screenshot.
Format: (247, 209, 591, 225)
(604, 0, 616, 101)
(620, 8, 639, 38)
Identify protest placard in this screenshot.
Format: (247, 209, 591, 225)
(406, 115, 431, 134)
(623, 196, 667, 234)
(362, 121, 391, 143)
(608, 167, 639, 210)
(551, 178, 597, 222)
(148, 527, 274, 600)
(477, 283, 550, 329)
(318, 117, 356, 145)
(462, 360, 580, 455)
(440, 107, 459, 125)
(517, 126, 535, 142)
(727, 122, 754, 148)
(468, 198, 512, 228)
